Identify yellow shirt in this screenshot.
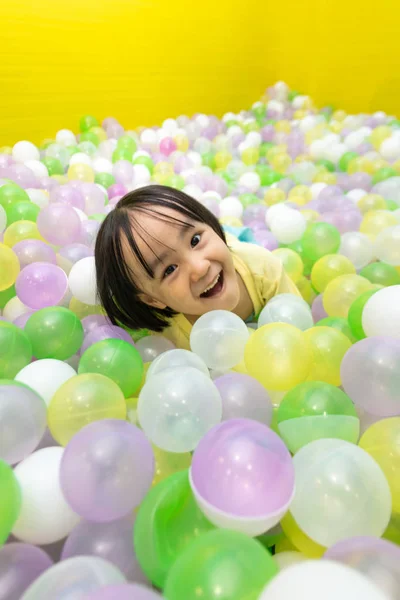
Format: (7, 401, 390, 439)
(160, 235, 301, 351)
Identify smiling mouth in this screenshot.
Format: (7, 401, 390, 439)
(200, 271, 224, 298)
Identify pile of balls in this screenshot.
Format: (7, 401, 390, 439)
(0, 80, 400, 599)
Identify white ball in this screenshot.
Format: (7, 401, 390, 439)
(347, 188, 368, 203)
(146, 349, 210, 380)
(258, 560, 388, 600)
(26, 188, 49, 209)
(274, 551, 307, 570)
(23, 160, 48, 178)
(270, 208, 306, 244)
(132, 164, 151, 185)
(195, 114, 210, 129)
(15, 360, 77, 406)
(362, 285, 400, 339)
(219, 196, 243, 219)
(99, 139, 117, 160)
(68, 256, 98, 305)
(55, 129, 77, 146)
(226, 125, 243, 138)
(73, 207, 88, 221)
(380, 136, 400, 160)
(238, 172, 260, 192)
(12, 141, 40, 163)
(12, 447, 80, 545)
(339, 232, 374, 269)
(344, 131, 367, 150)
(91, 157, 113, 174)
(201, 191, 221, 203)
(162, 118, 178, 134)
(222, 112, 237, 123)
(291, 95, 309, 109)
(187, 151, 202, 167)
(299, 116, 320, 133)
(140, 128, 157, 146)
(133, 150, 150, 160)
(309, 183, 328, 200)
(324, 143, 348, 164)
(3, 297, 31, 322)
(265, 203, 292, 228)
(246, 131, 262, 147)
(183, 184, 203, 200)
(309, 140, 327, 160)
(374, 225, 400, 265)
(69, 152, 92, 167)
(267, 100, 285, 116)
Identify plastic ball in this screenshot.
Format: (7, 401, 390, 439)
(146, 348, 209, 380)
(20, 556, 125, 600)
(360, 210, 398, 239)
(258, 293, 313, 330)
(84, 584, 162, 600)
(3, 221, 43, 247)
(164, 529, 278, 600)
(60, 420, 154, 522)
(323, 274, 372, 317)
(360, 261, 400, 286)
(48, 373, 126, 445)
(0, 183, 30, 210)
(135, 336, 175, 362)
(374, 225, 400, 265)
(80, 324, 134, 354)
(25, 307, 83, 360)
(16, 262, 68, 309)
(67, 163, 95, 183)
(245, 323, 312, 391)
(190, 310, 249, 370)
(37, 203, 82, 245)
(270, 208, 306, 244)
(0, 243, 20, 291)
(0, 543, 53, 600)
(347, 289, 379, 340)
(151, 445, 192, 487)
(190, 419, 294, 535)
(6, 201, 40, 225)
(138, 367, 222, 453)
(13, 239, 56, 268)
(0, 460, 21, 545)
(289, 439, 391, 547)
(15, 359, 76, 406)
(0, 321, 32, 378)
(311, 254, 355, 292)
(12, 447, 80, 544)
(303, 326, 351, 386)
(214, 373, 273, 424)
(264, 188, 286, 206)
(12, 141, 40, 163)
(362, 285, 400, 338)
(68, 256, 97, 305)
(277, 381, 359, 453)
(339, 231, 374, 269)
(302, 222, 341, 261)
(359, 418, 400, 513)
(271, 248, 304, 283)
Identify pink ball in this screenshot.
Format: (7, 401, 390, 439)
(50, 185, 85, 210)
(13, 239, 57, 268)
(37, 203, 82, 246)
(108, 183, 127, 200)
(80, 183, 106, 215)
(16, 263, 68, 309)
(159, 137, 177, 156)
(112, 161, 133, 185)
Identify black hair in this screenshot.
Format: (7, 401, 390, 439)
(95, 184, 227, 332)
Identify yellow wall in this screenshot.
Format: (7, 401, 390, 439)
(1, 0, 399, 146)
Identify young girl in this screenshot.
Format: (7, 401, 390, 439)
(95, 185, 300, 350)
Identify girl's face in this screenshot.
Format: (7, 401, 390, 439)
(122, 206, 240, 319)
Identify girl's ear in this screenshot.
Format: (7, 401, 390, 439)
(138, 292, 167, 310)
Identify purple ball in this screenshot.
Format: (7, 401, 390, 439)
(349, 172, 372, 191)
(13, 239, 57, 269)
(13, 310, 35, 329)
(81, 324, 135, 354)
(112, 161, 133, 185)
(253, 229, 279, 251)
(38, 176, 59, 192)
(0, 154, 13, 168)
(81, 219, 101, 247)
(60, 420, 154, 522)
(37, 203, 82, 246)
(311, 294, 328, 322)
(106, 123, 124, 139)
(317, 185, 343, 202)
(214, 373, 273, 425)
(108, 183, 127, 200)
(81, 183, 107, 215)
(261, 125, 275, 142)
(8, 164, 38, 188)
(243, 204, 267, 226)
(58, 243, 94, 265)
(83, 584, 162, 600)
(50, 185, 85, 210)
(173, 154, 193, 173)
(190, 419, 294, 518)
(62, 516, 148, 583)
(102, 117, 119, 129)
(320, 210, 362, 234)
(81, 314, 110, 337)
(16, 262, 68, 309)
(0, 543, 53, 600)
(336, 173, 352, 191)
(209, 175, 228, 197)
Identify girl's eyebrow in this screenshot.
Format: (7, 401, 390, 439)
(149, 226, 190, 274)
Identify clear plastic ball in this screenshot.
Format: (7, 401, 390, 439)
(258, 294, 313, 331)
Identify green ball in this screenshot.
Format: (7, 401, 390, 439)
(95, 172, 116, 188)
(347, 288, 380, 340)
(133, 155, 154, 174)
(80, 131, 100, 147)
(239, 193, 259, 208)
(0, 460, 21, 546)
(166, 175, 185, 190)
(0, 184, 29, 211)
(225, 120, 240, 129)
(259, 142, 275, 157)
(67, 146, 80, 157)
(25, 307, 83, 360)
(315, 316, 356, 343)
(42, 157, 64, 176)
(0, 322, 32, 378)
(164, 528, 278, 600)
(277, 381, 359, 454)
(6, 201, 40, 225)
(117, 135, 137, 154)
(288, 90, 300, 101)
(79, 338, 143, 397)
(287, 239, 315, 276)
(134, 470, 214, 588)
(201, 152, 216, 170)
(79, 115, 99, 133)
(301, 222, 341, 262)
(338, 151, 358, 172)
(112, 148, 132, 163)
(386, 199, 399, 211)
(252, 104, 266, 119)
(372, 167, 398, 185)
(316, 159, 335, 172)
(243, 121, 260, 134)
(262, 170, 282, 185)
(89, 214, 106, 223)
(359, 262, 400, 287)
(388, 119, 400, 128)
(0, 285, 15, 310)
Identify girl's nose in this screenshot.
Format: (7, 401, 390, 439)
(189, 256, 210, 283)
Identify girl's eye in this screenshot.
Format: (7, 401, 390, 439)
(191, 233, 201, 247)
(163, 264, 177, 278)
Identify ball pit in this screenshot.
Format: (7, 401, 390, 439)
(0, 80, 400, 598)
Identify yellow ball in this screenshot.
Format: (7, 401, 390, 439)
(323, 274, 372, 318)
(89, 126, 108, 142)
(305, 124, 326, 145)
(48, 373, 126, 445)
(359, 418, 400, 513)
(244, 323, 312, 391)
(371, 158, 389, 173)
(289, 185, 312, 205)
(296, 276, 317, 305)
(67, 163, 95, 182)
(329, 122, 345, 134)
(333, 110, 347, 122)
(294, 154, 313, 163)
(69, 297, 103, 319)
(266, 145, 287, 162)
(275, 120, 291, 134)
(347, 157, 374, 175)
(393, 159, 400, 173)
(153, 161, 174, 185)
(313, 171, 337, 185)
(272, 248, 304, 283)
(219, 216, 243, 228)
(360, 210, 398, 239)
(3, 221, 43, 247)
(175, 134, 189, 153)
(264, 188, 286, 206)
(0, 243, 20, 291)
(300, 209, 319, 223)
(281, 512, 325, 558)
(214, 150, 232, 170)
(304, 326, 352, 386)
(51, 175, 68, 185)
(294, 110, 307, 120)
(242, 147, 259, 166)
(311, 254, 356, 293)
(357, 193, 387, 214)
(270, 153, 291, 174)
(370, 125, 392, 150)
(152, 446, 192, 487)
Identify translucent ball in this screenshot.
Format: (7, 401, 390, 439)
(311, 254, 356, 292)
(360, 210, 398, 239)
(214, 373, 273, 424)
(138, 367, 222, 452)
(48, 373, 126, 445)
(339, 231, 374, 269)
(25, 307, 83, 360)
(304, 326, 352, 386)
(258, 294, 313, 331)
(290, 439, 391, 547)
(362, 286, 400, 338)
(0, 543, 53, 600)
(270, 208, 306, 244)
(323, 274, 372, 318)
(0, 321, 32, 379)
(190, 310, 249, 370)
(271, 248, 304, 283)
(190, 419, 294, 535)
(68, 256, 97, 305)
(12, 447, 80, 544)
(146, 348, 209, 380)
(60, 420, 154, 522)
(135, 336, 175, 362)
(16, 262, 68, 309)
(302, 222, 341, 261)
(0, 244, 20, 291)
(0, 380, 47, 465)
(12, 141, 40, 163)
(374, 225, 400, 265)
(15, 359, 77, 405)
(219, 196, 243, 219)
